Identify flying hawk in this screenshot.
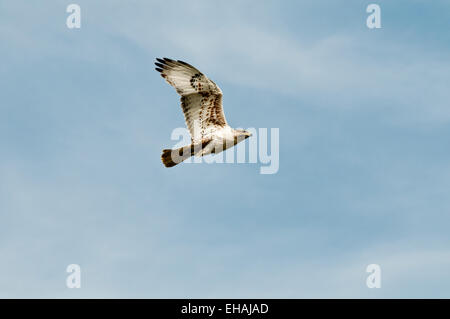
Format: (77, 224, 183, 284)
(155, 58, 252, 167)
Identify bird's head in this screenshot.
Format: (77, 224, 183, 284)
(235, 129, 252, 140)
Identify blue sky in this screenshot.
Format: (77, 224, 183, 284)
(1, 0, 450, 298)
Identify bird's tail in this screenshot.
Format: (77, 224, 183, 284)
(161, 139, 211, 168)
(161, 146, 192, 168)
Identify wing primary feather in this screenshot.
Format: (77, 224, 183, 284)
(177, 60, 190, 66)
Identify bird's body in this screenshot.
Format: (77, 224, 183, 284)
(155, 58, 251, 167)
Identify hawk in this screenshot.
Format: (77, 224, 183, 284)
(155, 58, 252, 167)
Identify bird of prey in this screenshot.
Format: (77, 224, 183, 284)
(155, 58, 252, 167)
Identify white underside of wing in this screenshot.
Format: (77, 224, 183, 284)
(180, 93, 227, 143)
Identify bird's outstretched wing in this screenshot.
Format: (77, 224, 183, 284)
(155, 58, 228, 143)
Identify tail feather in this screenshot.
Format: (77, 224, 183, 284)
(161, 147, 191, 168)
(161, 139, 212, 168)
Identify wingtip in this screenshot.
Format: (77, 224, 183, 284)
(156, 57, 190, 67)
